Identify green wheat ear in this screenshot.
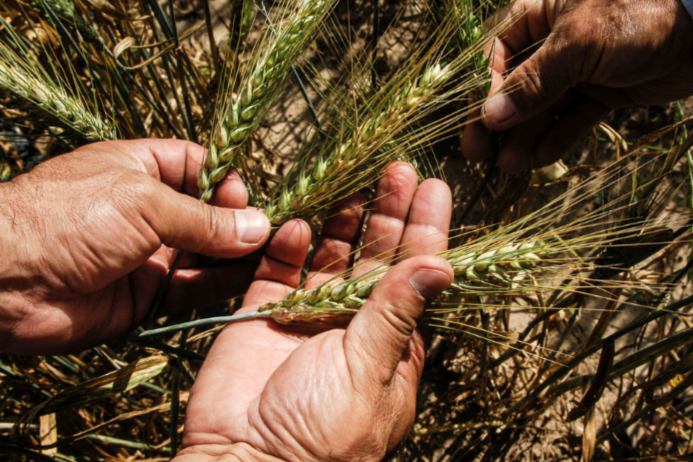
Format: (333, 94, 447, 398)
(0, 55, 115, 142)
(0, 19, 115, 143)
(198, 0, 337, 203)
(263, 13, 499, 225)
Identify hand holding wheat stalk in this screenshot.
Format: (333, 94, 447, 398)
(179, 169, 454, 461)
(4, 0, 693, 459)
(140, 150, 688, 338)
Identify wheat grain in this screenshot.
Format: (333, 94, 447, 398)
(198, 0, 336, 203)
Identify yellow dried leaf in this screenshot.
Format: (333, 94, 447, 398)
(113, 37, 136, 59)
(12, 356, 169, 445)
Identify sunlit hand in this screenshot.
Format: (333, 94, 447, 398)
(0, 140, 270, 355)
(177, 162, 454, 462)
(463, 0, 693, 172)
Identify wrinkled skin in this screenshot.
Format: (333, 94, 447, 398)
(0, 143, 456, 461)
(463, 0, 693, 173)
(176, 162, 454, 462)
(0, 140, 271, 354)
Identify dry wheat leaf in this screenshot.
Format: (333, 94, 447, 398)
(113, 37, 136, 59)
(84, 0, 122, 17)
(11, 356, 169, 446)
(28, 356, 168, 418)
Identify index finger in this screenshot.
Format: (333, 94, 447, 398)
(351, 161, 419, 277)
(485, 0, 555, 57)
(397, 178, 452, 259)
(78, 139, 248, 209)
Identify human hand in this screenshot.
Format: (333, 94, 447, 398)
(0, 140, 270, 355)
(176, 162, 453, 462)
(463, 0, 693, 173)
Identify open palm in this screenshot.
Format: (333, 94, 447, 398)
(179, 162, 454, 461)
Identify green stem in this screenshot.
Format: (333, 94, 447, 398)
(138, 311, 268, 338)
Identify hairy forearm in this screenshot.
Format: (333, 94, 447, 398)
(174, 444, 286, 462)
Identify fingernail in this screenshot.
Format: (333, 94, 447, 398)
(483, 92, 518, 126)
(410, 269, 451, 302)
(235, 210, 270, 244)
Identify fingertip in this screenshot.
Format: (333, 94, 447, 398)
(265, 218, 311, 265)
(234, 209, 271, 246)
(209, 169, 249, 209)
(374, 160, 419, 210)
(497, 143, 532, 174)
(482, 92, 520, 130)
(375, 255, 453, 300)
(322, 192, 366, 242)
(384, 160, 418, 181)
(407, 256, 453, 302)
(249, 219, 311, 292)
(461, 121, 493, 163)
(418, 177, 452, 196)
(410, 178, 452, 219)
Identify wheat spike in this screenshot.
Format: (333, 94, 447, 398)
(260, 150, 687, 324)
(29, 0, 101, 45)
(263, 13, 501, 225)
(265, 63, 454, 224)
(0, 45, 115, 143)
(257, 238, 560, 324)
(198, 0, 336, 203)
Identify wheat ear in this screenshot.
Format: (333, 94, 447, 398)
(264, 15, 500, 225)
(259, 239, 560, 324)
(0, 46, 115, 142)
(136, 238, 563, 337)
(197, 0, 336, 203)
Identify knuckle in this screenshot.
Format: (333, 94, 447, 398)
(114, 172, 159, 213)
(379, 302, 417, 343)
(199, 204, 225, 247)
(511, 63, 552, 112)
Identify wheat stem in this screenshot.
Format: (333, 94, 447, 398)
(137, 311, 270, 338)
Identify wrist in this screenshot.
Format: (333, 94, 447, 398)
(174, 444, 286, 462)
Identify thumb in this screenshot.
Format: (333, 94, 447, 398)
(482, 37, 582, 131)
(142, 180, 271, 258)
(343, 256, 453, 386)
